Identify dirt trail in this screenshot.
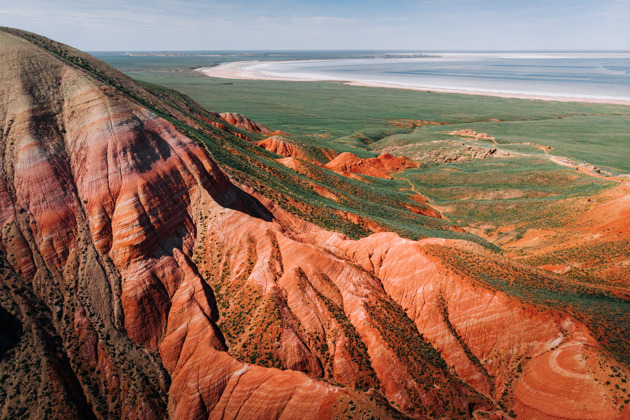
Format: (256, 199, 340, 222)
(548, 156, 627, 183)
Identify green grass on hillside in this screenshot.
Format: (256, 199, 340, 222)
(402, 156, 613, 230)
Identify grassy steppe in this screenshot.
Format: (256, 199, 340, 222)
(403, 156, 613, 229)
(96, 57, 630, 173)
(377, 115, 630, 174)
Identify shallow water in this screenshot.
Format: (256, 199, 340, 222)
(243, 53, 630, 101)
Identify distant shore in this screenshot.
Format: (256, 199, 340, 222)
(197, 61, 630, 106)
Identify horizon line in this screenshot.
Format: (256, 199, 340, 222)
(89, 49, 630, 53)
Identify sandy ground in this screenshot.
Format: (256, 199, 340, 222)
(197, 62, 630, 106)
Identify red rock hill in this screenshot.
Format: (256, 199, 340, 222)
(1, 27, 628, 420)
(325, 152, 419, 179)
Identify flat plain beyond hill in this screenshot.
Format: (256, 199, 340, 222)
(96, 51, 630, 173)
(198, 53, 630, 105)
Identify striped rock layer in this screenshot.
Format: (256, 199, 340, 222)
(0, 28, 628, 420)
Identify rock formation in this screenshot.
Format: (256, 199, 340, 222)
(448, 129, 496, 142)
(325, 152, 419, 179)
(219, 112, 273, 135)
(0, 28, 382, 419)
(380, 142, 512, 164)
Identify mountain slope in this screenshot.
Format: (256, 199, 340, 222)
(0, 28, 404, 419)
(1, 27, 629, 419)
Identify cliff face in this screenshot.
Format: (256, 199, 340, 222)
(1, 28, 628, 420)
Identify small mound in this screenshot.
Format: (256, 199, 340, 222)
(257, 136, 309, 160)
(538, 264, 572, 274)
(258, 135, 338, 164)
(514, 343, 621, 419)
(325, 152, 419, 179)
(447, 129, 495, 142)
(388, 119, 448, 129)
(219, 112, 272, 135)
(276, 157, 302, 172)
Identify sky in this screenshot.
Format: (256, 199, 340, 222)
(2, 0, 629, 51)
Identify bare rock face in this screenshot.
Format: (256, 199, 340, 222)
(257, 136, 310, 160)
(448, 129, 496, 142)
(0, 29, 390, 419)
(257, 135, 339, 165)
(341, 236, 628, 419)
(1, 28, 628, 420)
(219, 112, 273, 135)
(325, 152, 419, 179)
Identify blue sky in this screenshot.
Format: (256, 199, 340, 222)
(2, 0, 629, 50)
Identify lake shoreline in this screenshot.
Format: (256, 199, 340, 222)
(197, 61, 630, 106)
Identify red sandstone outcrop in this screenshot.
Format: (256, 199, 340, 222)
(325, 152, 419, 179)
(257, 135, 338, 164)
(219, 112, 273, 135)
(190, 195, 497, 418)
(337, 236, 629, 419)
(257, 136, 310, 160)
(388, 119, 448, 129)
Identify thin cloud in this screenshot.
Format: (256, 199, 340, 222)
(1, 0, 628, 50)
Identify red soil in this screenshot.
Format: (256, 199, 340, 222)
(325, 152, 419, 179)
(219, 112, 273, 135)
(257, 136, 310, 160)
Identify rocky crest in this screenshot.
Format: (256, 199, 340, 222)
(325, 152, 419, 179)
(256, 135, 338, 163)
(219, 112, 272, 135)
(381, 142, 512, 164)
(447, 129, 496, 142)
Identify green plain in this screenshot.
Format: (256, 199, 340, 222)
(95, 54, 630, 174)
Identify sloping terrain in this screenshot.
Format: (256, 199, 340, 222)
(256, 135, 337, 163)
(219, 112, 273, 135)
(324, 152, 418, 179)
(1, 27, 629, 420)
(385, 135, 630, 291)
